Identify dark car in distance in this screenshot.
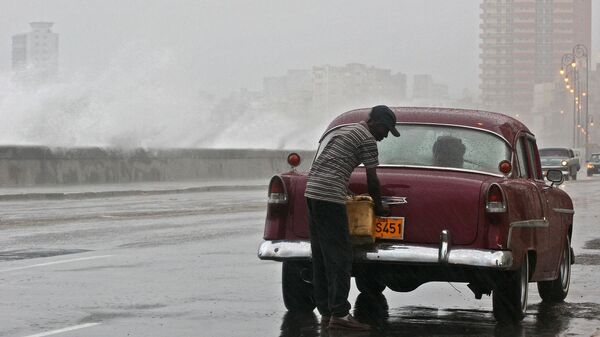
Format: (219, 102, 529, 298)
(587, 153, 600, 176)
(258, 107, 575, 323)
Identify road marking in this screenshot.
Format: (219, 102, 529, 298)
(0, 255, 113, 273)
(22, 323, 101, 337)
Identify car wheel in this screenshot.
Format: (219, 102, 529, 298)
(564, 174, 570, 181)
(493, 254, 529, 323)
(354, 265, 386, 294)
(537, 237, 571, 302)
(282, 261, 315, 312)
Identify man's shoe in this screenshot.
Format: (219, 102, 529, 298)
(328, 314, 370, 331)
(321, 315, 330, 326)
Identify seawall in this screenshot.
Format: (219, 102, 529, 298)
(0, 146, 315, 186)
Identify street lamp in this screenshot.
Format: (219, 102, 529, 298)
(561, 53, 577, 147)
(573, 44, 589, 159)
(560, 45, 589, 154)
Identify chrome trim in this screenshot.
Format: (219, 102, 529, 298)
(258, 240, 513, 269)
(439, 230, 450, 263)
(268, 195, 288, 204)
(321, 121, 511, 146)
(485, 183, 508, 212)
(373, 164, 506, 178)
(382, 196, 407, 205)
(553, 208, 575, 215)
(396, 122, 511, 145)
(507, 219, 549, 249)
(257, 240, 312, 259)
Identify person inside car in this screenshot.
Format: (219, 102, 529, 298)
(432, 135, 466, 168)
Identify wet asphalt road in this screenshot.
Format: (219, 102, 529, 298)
(1, 175, 600, 337)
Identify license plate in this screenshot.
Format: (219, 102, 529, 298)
(374, 217, 405, 239)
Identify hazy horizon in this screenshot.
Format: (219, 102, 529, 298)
(0, 1, 598, 149)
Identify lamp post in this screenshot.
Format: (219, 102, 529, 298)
(559, 45, 589, 157)
(572, 44, 589, 159)
(560, 53, 577, 148)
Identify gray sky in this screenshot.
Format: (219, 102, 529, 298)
(1, 1, 598, 96)
(1, 1, 599, 96)
(0, 1, 598, 149)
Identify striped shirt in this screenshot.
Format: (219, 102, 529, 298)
(305, 121, 379, 204)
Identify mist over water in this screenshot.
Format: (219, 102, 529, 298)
(0, 42, 330, 150)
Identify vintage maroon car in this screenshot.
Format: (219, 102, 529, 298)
(258, 107, 574, 322)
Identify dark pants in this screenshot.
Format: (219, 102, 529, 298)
(306, 197, 352, 317)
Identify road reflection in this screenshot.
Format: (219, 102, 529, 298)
(278, 293, 597, 337)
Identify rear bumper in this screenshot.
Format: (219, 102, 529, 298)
(257, 239, 513, 270)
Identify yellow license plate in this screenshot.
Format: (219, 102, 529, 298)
(374, 217, 405, 239)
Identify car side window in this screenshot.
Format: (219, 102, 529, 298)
(526, 138, 542, 180)
(516, 137, 530, 178)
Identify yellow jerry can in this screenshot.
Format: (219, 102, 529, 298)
(346, 195, 375, 245)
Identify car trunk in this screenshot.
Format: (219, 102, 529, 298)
(348, 168, 485, 245)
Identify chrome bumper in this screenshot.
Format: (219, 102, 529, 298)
(258, 237, 513, 269)
(542, 167, 569, 175)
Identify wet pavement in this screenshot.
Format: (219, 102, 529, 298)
(0, 175, 600, 336)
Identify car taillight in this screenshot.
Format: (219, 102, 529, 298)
(485, 184, 506, 213)
(265, 175, 288, 240)
(268, 176, 287, 204)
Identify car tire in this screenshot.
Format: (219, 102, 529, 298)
(354, 265, 386, 294)
(492, 254, 529, 323)
(282, 261, 315, 312)
(537, 237, 571, 302)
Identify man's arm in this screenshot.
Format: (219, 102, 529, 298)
(366, 167, 389, 216)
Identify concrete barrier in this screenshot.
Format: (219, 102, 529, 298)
(0, 146, 316, 186)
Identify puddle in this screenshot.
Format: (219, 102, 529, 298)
(574, 254, 600, 265)
(584, 239, 600, 250)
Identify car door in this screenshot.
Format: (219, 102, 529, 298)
(525, 137, 563, 277)
(507, 135, 548, 278)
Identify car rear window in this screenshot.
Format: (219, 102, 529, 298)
(539, 149, 570, 157)
(375, 124, 510, 174)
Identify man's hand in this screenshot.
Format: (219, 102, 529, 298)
(366, 167, 390, 216)
(375, 205, 391, 217)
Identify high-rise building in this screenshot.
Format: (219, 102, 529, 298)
(479, 0, 591, 117)
(12, 22, 59, 83)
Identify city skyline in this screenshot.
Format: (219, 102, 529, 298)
(0, 1, 598, 150)
(1, 1, 595, 100)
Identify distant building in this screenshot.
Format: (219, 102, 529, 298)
(263, 69, 312, 114)
(312, 63, 407, 113)
(412, 74, 433, 100)
(412, 74, 449, 105)
(479, 0, 592, 117)
(12, 22, 59, 84)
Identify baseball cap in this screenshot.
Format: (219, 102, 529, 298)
(370, 105, 400, 137)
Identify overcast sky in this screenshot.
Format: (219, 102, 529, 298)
(0, 1, 598, 149)
(3, 0, 597, 98)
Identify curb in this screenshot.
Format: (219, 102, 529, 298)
(0, 184, 267, 201)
